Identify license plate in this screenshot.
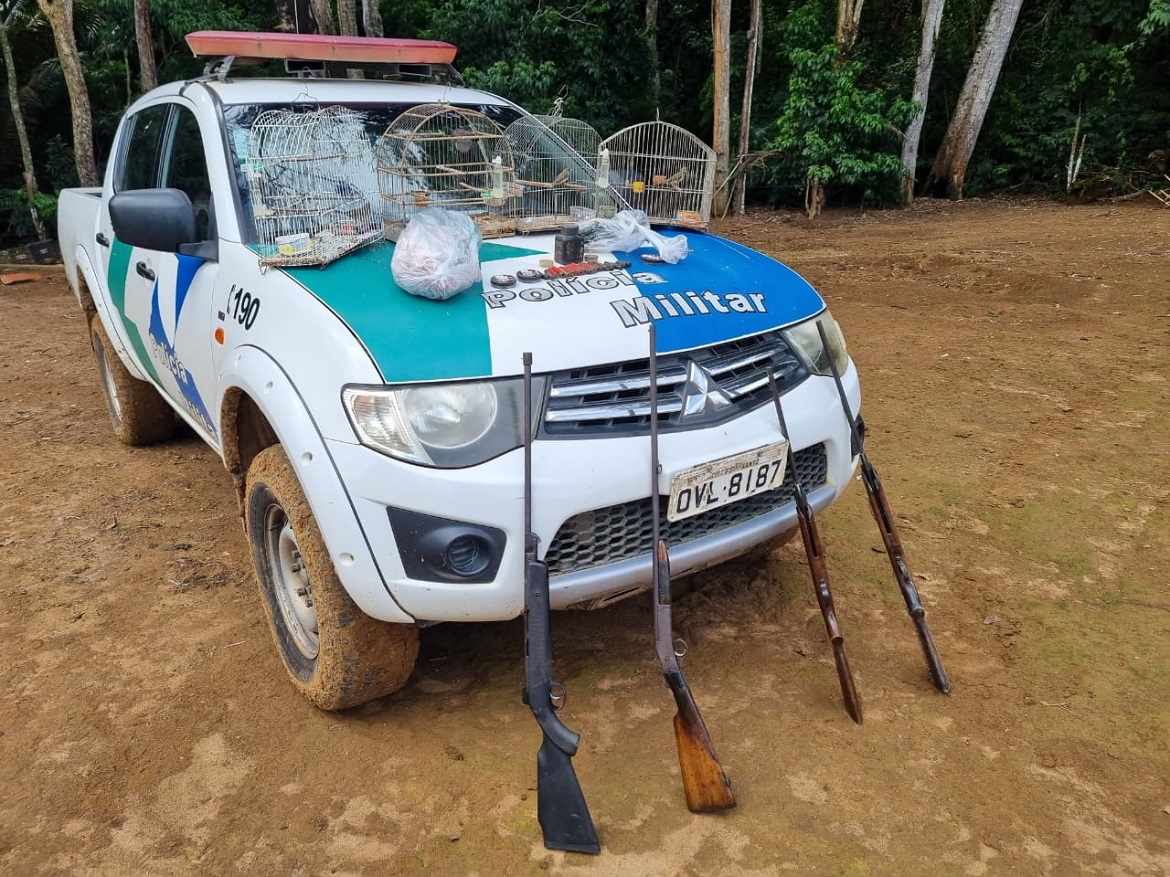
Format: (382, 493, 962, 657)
(666, 442, 789, 522)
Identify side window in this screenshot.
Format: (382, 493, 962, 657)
(118, 104, 171, 191)
(161, 106, 214, 242)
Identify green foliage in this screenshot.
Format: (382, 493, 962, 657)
(764, 3, 915, 206)
(460, 59, 559, 112)
(0, 187, 56, 239)
(397, 0, 653, 133)
(957, 0, 1169, 195)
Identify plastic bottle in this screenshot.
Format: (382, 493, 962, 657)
(491, 155, 505, 200)
(596, 147, 611, 190)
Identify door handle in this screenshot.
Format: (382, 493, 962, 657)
(96, 232, 109, 248)
(135, 261, 155, 281)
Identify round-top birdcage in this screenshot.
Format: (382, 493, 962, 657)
(506, 114, 603, 233)
(529, 114, 602, 164)
(376, 104, 518, 240)
(599, 121, 716, 228)
(245, 106, 382, 266)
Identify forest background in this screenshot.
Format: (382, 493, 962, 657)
(1, 0, 1168, 249)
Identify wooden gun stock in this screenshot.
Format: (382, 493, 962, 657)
(655, 542, 736, 812)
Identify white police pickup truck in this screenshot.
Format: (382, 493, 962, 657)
(58, 32, 860, 710)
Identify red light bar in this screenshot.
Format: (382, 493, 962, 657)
(185, 31, 457, 66)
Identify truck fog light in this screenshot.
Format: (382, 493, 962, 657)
(387, 507, 505, 583)
(444, 534, 492, 577)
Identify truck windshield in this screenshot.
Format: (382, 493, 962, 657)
(221, 101, 605, 246)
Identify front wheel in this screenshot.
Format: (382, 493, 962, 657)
(245, 446, 419, 710)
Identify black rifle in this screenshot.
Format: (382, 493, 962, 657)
(522, 352, 600, 854)
(815, 321, 951, 693)
(768, 372, 863, 724)
(648, 324, 736, 812)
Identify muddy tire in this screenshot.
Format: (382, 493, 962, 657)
(245, 446, 419, 710)
(89, 317, 174, 445)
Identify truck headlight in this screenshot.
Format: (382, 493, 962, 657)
(343, 376, 545, 467)
(782, 310, 848, 376)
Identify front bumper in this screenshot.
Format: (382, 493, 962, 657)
(324, 367, 860, 623)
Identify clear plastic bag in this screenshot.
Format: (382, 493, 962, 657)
(579, 209, 688, 264)
(391, 208, 482, 300)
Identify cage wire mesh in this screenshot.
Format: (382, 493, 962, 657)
(505, 115, 602, 233)
(246, 106, 382, 267)
(598, 121, 716, 228)
(376, 104, 518, 240)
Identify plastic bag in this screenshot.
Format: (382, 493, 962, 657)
(391, 208, 482, 300)
(579, 209, 688, 264)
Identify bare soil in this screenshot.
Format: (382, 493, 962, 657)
(1, 198, 1168, 876)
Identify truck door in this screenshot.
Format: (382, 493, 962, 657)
(112, 101, 223, 447)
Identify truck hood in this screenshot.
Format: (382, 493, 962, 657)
(281, 230, 824, 383)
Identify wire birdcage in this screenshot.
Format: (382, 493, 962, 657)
(505, 115, 600, 233)
(246, 106, 382, 267)
(599, 121, 716, 228)
(376, 104, 518, 240)
(529, 114, 602, 164)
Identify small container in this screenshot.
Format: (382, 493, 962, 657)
(554, 224, 585, 265)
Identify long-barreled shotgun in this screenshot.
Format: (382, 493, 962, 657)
(815, 322, 951, 693)
(768, 371, 863, 723)
(521, 352, 600, 854)
(648, 324, 736, 813)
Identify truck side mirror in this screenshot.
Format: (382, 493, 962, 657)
(109, 188, 199, 254)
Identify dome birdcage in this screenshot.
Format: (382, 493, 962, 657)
(245, 106, 382, 266)
(376, 104, 518, 240)
(506, 114, 603, 233)
(598, 121, 715, 228)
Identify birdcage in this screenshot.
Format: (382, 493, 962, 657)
(376, 104, 518, 240)
(505, 115, 601, 233)
(599, 121, 716, 228)
(529, 114, 602, 163)
(246, 106, 382, 267)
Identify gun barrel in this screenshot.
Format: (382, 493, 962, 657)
(770, 371, 863, 724)
(814, 322, 951, 694)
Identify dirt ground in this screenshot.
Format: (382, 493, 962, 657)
(1, 198, 1168, 876)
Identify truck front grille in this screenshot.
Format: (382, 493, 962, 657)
(545, 443, 827, 576)
(542, 328, 808, 437)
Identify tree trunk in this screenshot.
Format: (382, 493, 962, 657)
(733, 0, 761, 215)
(644, 0, 660, 113)
(927, 0, 1023, 200)
(711, 0, 732, 216)
(307, 0, 335, 35)
(362, 0, 384, 37)
(337, 0, 358, 36)
(0, 21, 45, 239)
(901, 0, 945, 204)
(835, 0, 865, 64)
(36, 0, 99, 187)
(133, 0, 156, 93)
(273, 0, 296, 32)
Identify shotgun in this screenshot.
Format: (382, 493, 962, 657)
(768, 372, 863, 724)
(521, 352, 600, 854)
(648, 324, 736, 812)
(815, 321, 951, 693)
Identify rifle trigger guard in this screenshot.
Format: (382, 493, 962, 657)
(673, 638, 688, 659)
(550, 681, 567, 711)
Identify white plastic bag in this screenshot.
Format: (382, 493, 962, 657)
(579, 209, 688, 264)
(391, 208, 482, 300)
